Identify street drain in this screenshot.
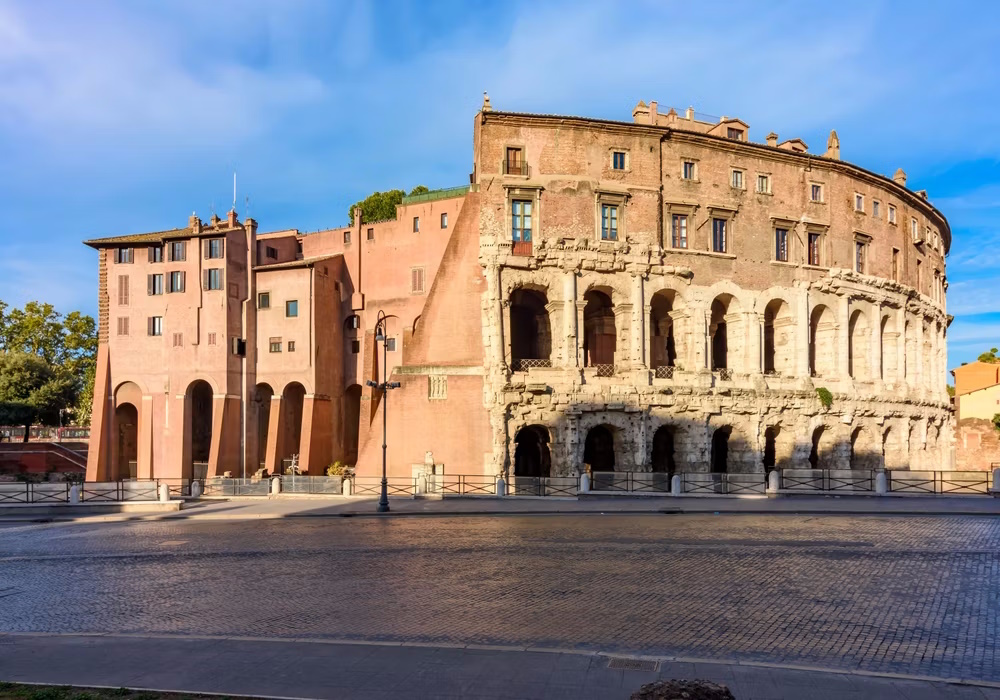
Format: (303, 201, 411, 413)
(607, 657, 658, 672)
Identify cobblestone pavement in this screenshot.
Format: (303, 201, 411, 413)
(1, 514, 998, 683)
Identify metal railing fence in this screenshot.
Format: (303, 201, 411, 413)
(426, 474, 497, 496)
(508, 476, 579, 497)
(281, 475, 343, 494)
(352, 476, 417, 497)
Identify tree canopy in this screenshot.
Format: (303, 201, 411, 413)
(978, 347, 1000, 363)
(347, 185, 429, 224)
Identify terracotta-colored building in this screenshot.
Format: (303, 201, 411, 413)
(85, 97, 952, 482)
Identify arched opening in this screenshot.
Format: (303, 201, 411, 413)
(880, 315, 898, 381)
(904, 320, 914, 381)
(711, 426, 732, 473)
(583, 290, 616, 368)
(254, 383, 273, 470)
(763, 299, 793, 375)
(649, 291, 678, 370)
(343, 384, 362, 465)
(281, 382, 306, 473)
(651, 426, 676, 476)
(763, 425, 779, 474)
(114, 403, 138, 480)
(514, 425, 551, 477)
(809, 425, 827, 469)
(187, 380, 214, 480)
(848, 309, 870, 380)
(584, 425, 616, 472)
(510, 288, 551, 370)
(809, 305, 836, 377)
(850, 426, 880, 471)
(710, 294, 740, 371)
(883, 424, 905, 471)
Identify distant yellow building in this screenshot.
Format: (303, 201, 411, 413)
(952, 361, 1000, 421)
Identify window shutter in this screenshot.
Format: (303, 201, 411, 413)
(203, 270, 210, 291)
(147, 274, 154, 296)
(179, 271, 186, 292)
(147, 317, 153, 336)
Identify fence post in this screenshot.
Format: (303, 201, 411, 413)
(158, 482, 170, 502)
(342, 478, 353, 496)
(496, 477, 507, 497)
(270, 476, 282, 496)
(670, 474, 681, 497)
(767, 470, 779, 494)
(875, 472, 888, 496)
(69, 484, 80, 504)
(991, 468, 1000, 496)
(190, 480, 202, 499)
(579, 473, 590, 494)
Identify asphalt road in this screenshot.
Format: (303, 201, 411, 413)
(1, 514, 997, 682)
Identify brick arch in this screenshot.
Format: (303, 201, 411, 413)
(178, 374, 221, 396)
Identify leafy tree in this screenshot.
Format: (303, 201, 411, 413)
(347, 185, 428, 224)
(946, 385, 955, 397)
(0, 352, 76, 439)
(978, 348, 1000, 363)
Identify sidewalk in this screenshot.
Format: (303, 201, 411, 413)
(1, 633, 997, 700)
(4, 492, 1000, 522)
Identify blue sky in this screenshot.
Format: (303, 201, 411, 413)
(1, 0, 998, 377)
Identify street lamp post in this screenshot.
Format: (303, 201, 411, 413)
(366, 310, 400, 513)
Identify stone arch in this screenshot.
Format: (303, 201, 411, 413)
(850, 424, 881, 471)
(112, 385, 139, 481)
(649, 289, 681, 370)
(185, 379, 214, 480)
(709, 293, 742, 371)
(650, 425, 677, 476)
(809, 304, 837, 378)
(880, 313, 899, 382)
(583, 424, 616, 472)
(253, 383, 274, 470)
(510, 287, 552, 369)
(762, 423, 797, 472)
(514, 424, 551, 477)
(762, 298, 794, 375)
(710, 425, 733, 473)
(809, 424, 835, 469)
(908, 419, 926, 470)
(583, 289, 616, 367)
(343, 384, 362, 465)
(883, 422, 907, 470)
(280, 381, 306, 472)
(848, 308, 871, 380)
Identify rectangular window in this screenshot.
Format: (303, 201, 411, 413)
(727, 128, 743, 141)
(285, 300, 298, 317)
(682, 161, 696, 180)
(911, 218, 919, 240)
(601, 204, 619, 241)
(855, 194, 865, 212)
(169, 241, 186, 262)
(207, 332, 217, 346)
(775, 228, 789, 262)
(206, 238, 224, 259)
(413, 216, 420, 233)
(731, 170, 743, 189)
(351, 340, 360, 354)
(148, 274, 164, 296)
(258, 292, 270, 309)
(808, 232, 822, 266)
(671, 214, 688, 249)
(612, 151, 626, 170)
(712, 218, 727, 253)
(168, 271, 185, 293)
(810, 184, 823, 202)
(888, 204, 897, 224)
(757, 174, 770, 193)
(148, 316, 162, 337)
(511, 199, 532, 242)
(204, 268, 222, 291)
(269, 337, 282, 353)
(872, 200, 881, 218)
(505, 147, 523, 174)
(148, 246, 162, 263)
(411, 267, 425, 294)
(114, 248, 133, 264)
(117, 276, 129, 305)
(287, 341, 296, 352)
(855, 241, 867, 273)
(440, 212, 448, 228)
(386, 337, 397, 352)
(344, 230, 351, 245)
(116, 317, 129, 336)
(366, 227, 374, 241)
(172, 332, 183, 348)
(265, 246, 277, 259)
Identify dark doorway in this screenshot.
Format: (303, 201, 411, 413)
(114, 403, 138, 480)
(188, 380, 213, 479)
(510, 289, 551, 367)
(711, 426, 731, 473)
(763, 425, 778, 473)
(809, 426, 825, 469)
(514, 425, 551, 477)
(583, 291, 616, 367)
(584, 425, 616, 471)
(651, 426, 676, 476)
(282, 382, 306, 472)
(344, 384, 362, 465)
(255, 383, 273, 470)
(649, 292, 677, 369)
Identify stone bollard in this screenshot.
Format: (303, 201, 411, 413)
(158, 482, 170, 502)
(670, 474, 681, 497)
(69, 484, 80, 504)
(342, 478, 353, 496)
(875, 472, 888, 496)
(767, 470, 780, 494)
(270, 476, 282, 496)
(190, 480, 202, 499)
(579, 473, 590, 494)
(415, 475, 425, 496)
(496, 478, 507, 497)
(992, 468, 1000, 496)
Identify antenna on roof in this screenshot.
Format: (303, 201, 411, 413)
(232, 171, 237, 212)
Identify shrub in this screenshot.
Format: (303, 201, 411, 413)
(816, 387, 833, 410)
(325, 461, 354, 477)
(992, 414, 1000, 434)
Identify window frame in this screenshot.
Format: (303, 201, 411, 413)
(756, 173, 772, 194)
(440, 212, 448, 228)
(855, 193, 865, 213)
(168, 270, 185, 294)
(410, 267, 426, 295)
(169, 241, 186, 262)
(872, 200, 881, 218)
(205, 268, 223, 291)
(600, 203, 619, 241)
(731, 169, 744, 190)
(148, 273, 164, 296)
(774, 227, 789, 262)
(810, 182, 824, 203)
(285, 300, 299, 318)
(611, 151, 627, 171)
(807, 230, 825, 267)
(287, 340, 296, 352)
(258, 292, 270, 309)
(413, 216, 420, 233)
(344, 230, 351, 245)
(670, 213, 688, 249)
(148, 316, 163, 337)
(681, 160, 697, 181)
(206, 238, 224, 259)
(888, 204, 897, 225)
(366, 227, 374, 241)
(511, 198, 533, 242)
(148, 246, 163, 263)
(269, 337, 282, 353)
(854, 235, 871, 274)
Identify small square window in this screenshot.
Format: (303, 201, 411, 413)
(872, 200, 881, 218)
(440, 212, 448, 228)
(258, 292, 270, 309)
(682, 161, 696, 180)
(810, 184, 823, 202)
(344, 230, 351, 245)
(888, 204, 897, 224)
(287, 341, 296, 352)
(612, 151, 626, 170)
(775, 228, 789, 262)
(286, 300, 298, 317)
(265, 245, 277, 259)
(855, 194, 865, 212)
(731, 170, 744, 189)
(367, 227, 374, 241)
(413, 216, 420, 233)
(207, 332, 217, 346)
(757, 174, 771, 194)
(269, 337, 282, 353)
(727, 128, 744, 141)
(712, 218, 728, 253)
(601, 204, 619, 241)
(351, 340, 360, 354)
(386, 337, 396, 352)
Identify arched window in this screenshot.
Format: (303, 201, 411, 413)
(763, 299, 793, 375)
(649, 291, 677, 372)
(514, 425, 551, 477)
(583, 291, 616, 371)
(809, 305, 836, 377)
(848, 309, 870, 380)
(510, 289, 551, 370)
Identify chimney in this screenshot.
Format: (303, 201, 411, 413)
(825, 130, 840, 160)
(481, 91, 492, 112)
(210, 213, 221, 227)
(649, 100, 659, 123)
(632, 99, 650, 124)
(685, 106, 694, 120)
(189, 212, 202, 234)
(227, 209, 238, 227)
(893, 168, 907, 187)
(766, 132, 778, 147)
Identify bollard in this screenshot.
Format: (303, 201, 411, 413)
(670, 474, 681, 497)
(158, 482, 170, 502)
(992, 468, 1000, 496)
(69, 484, 80, 504)
(342, 478, 353, 496)
(579, 473, 590, 494)
(767, 470, 780, 494)
(190, 480, 202, 499)
(270, 476, 282, 496)
(875, 471, 888, 496)
(415, 475, 425, 496)
(496, 477, 506, 497)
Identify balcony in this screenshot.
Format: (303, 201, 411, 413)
(511, 240, 533, 257)
(510, 358, 552, 372)
(503, 160, 530, 177)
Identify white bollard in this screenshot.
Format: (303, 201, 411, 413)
(875, 472, 888, 496)
(992, 468, 1000, 495)
(270, 476, 282, 496)
(158, 482, 170, 502)
(496, 477, 507, 497)
(670, 474, 681, 497)
(579, 473, 590, 494)
(767, 470, 780, 494)
(342, 478, 353, 496)
(69, 484, 80, 504)
(190, 480, 202, 499)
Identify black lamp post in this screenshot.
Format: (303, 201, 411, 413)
(366, 310, 400, 513)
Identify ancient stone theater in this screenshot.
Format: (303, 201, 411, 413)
(84, 97, 951, 482)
